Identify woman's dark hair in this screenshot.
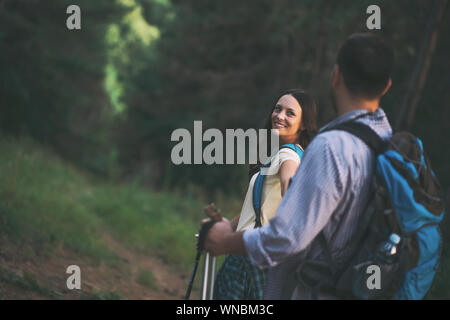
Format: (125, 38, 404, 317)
(248, 89, 318, 179)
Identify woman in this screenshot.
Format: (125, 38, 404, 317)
(213, 89, 318, 300)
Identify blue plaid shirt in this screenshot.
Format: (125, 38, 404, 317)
(243, 108, 393, 299)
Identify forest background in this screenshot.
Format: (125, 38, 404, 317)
(0, 0, 449, 299)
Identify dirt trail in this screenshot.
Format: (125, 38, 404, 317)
(0, 234, 196, 300)
(100, 234, 190, 299)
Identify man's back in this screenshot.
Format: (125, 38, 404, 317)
(244, 108, 392, 299)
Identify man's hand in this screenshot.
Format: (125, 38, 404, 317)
(200, 202, 247, 256)
(203, 218, 233, 256)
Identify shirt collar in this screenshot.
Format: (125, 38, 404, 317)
(319, 108, 382, 133)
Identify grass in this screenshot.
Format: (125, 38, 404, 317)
(0, 135, 212, 271)
(82, 290, 123, 300)
(0, 266, 63, 299)
(136, 269, 159, 291)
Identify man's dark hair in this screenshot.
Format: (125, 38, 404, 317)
(337, 33, 394, 100)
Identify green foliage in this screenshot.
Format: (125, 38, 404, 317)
(115, 0, 450, 196)
(136, 269, 159, 290)
(0, 136, 117, 263)
(82, 290, 123, 300)
(2, 0, 447, 195)
(0, 0, 126, 176)
(0, 136, 205, 269)
(0, 267, 63, 299)
(86, 183, 203, 266)
(0, 0, 449, 299)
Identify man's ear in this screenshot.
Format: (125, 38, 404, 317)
(331, 64, 340, 89)
(381, 78, 392, 97)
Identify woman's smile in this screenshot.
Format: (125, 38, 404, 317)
(271, 94, 303, 144)
(273, 121, 287, 129)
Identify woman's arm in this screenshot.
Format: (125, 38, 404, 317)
(230, 214, 241, 232)
(279, 160, 300, 196)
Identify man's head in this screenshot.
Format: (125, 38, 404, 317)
(331, 33, 394, 113)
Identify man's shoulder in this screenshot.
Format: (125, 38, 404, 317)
(314, 111, 392, 153)
(311, 130, 368, 155)
(304, 129, 375, 178)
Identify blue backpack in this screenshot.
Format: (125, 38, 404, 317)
(252, 144, 304, 228)
(297, 121, 445, 299)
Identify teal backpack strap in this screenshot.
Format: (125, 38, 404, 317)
(252, 144, 303, 228)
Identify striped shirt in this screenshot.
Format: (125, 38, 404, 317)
(243, 108, 393, 299)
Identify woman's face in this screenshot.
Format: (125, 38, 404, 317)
(271, 94, 303, 143)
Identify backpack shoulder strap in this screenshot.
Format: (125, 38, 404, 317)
(301, 121, 386, 287)
(280, 143, 304, 159)
(324, 121, 386, 155)
(252, 144, 303, 228)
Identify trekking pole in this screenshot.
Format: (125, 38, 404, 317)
(201, 252, 217, 300)
(184, 234, 202, 300)
(184, 204, 222, 300)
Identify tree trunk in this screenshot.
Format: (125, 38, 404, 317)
(395, 0, 449, 131)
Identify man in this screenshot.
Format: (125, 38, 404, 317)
(204, 33, 394, 299)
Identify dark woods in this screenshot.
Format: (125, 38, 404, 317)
(0, 0, 449, 207)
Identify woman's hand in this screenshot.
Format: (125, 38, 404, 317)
(204, 203, 222, 222)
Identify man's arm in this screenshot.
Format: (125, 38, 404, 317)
(204, 134, 349, 267)
(243, 134, 348, 268)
